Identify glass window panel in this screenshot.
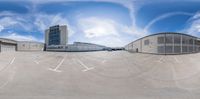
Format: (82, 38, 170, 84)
(165, 35, 173, 44)
(182, 46, 188, 52)
(174, 46, 181, 53)
(189, 38, 193, 45)
(165, 46, 173, 53)
(189, 46, 193, 52)
(157, 46, 165, 53)
(157, 36, 165, 44)
(174, 35, 181, 44)
(182, 36, 189, 45)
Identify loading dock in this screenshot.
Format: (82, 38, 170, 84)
(0, 38, 17, 52)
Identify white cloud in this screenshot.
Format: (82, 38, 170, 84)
(183, 13, 200, 36)
(78, 17, 119, 38)
(34, 13, 75, 37)
(144, 12, 194, 32)
(0, 17, 18, 27)
(1, 33, 39, 41)
(0, 13, 34, 32)
(0, 25, 4, 32)
(89, 36, 127, 47)
(77, 17, 146, 47)
(78, 17, 146, 39)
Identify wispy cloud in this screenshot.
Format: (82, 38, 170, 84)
(144, 12, 194, 32)
(0, 11, 75, 41)
(78, 17, 119, 38)
(34, 13, 75, 37)
(0, 32, 39, 41)
(77, 17, 143, 47)
(0, 25, 4, 32)
(183, 12, 200, 36)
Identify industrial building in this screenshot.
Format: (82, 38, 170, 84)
(0, 38, 44, 53)
(47, 42, 106, 52)
(66, 42, 106, 52)
(17, 41, 44, 51)
(0, 38, 17, 52)
(125, 32, 200, 54)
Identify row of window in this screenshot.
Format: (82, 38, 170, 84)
(49, 30, 60, 45)
(157, 35, 197, 45)
(157, 46, 200, 53)
(143, 35, 199, 46)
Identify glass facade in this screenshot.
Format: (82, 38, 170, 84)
(156, 33, 200, 54)
(49, 25, 60, 45)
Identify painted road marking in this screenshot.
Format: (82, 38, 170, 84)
(174, 56, 181, 63)
(157, 56, 164, 63)
(34, 61, 39, 64)
(74, 59, 94, 72)
(0, 57, 16, 72)
(0, 70, 16, 89)
(10, 57, 15, 65)
(0, 57, 16, 89)
(102, 60, 106, 64)
(49, 58, 65, 72)
(32, 55, 40, 64)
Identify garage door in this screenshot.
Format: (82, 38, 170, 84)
(1, 44, 16, 52)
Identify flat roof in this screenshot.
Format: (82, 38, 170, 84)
(18, 41, 44, 44)
(0, 38, 17, 44)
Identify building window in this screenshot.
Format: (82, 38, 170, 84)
(174, 46, 181, 53)
(158, 36, 165, 44)
(157, 46, 165, 53)
(182, 36, 189, 45)
(182, 46, 188, 53)
(144, 39, 149, 45)
(165, 46, 173, 53)
(189, 46, 193, 52)
(49, 26, 60, 45)
(174, 35, 181, 44)
(165, 35, 173, 44)
(189, 38, 193, 45)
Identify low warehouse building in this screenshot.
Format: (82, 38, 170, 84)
(0, 38, 17, 52)
(46, 42, 106, 52)
(17, 41, 44, 51)
(66, 42, 106, 52)
(125, 32, 200, 54)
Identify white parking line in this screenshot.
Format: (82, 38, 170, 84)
(49, 58, 65, 72)
(74, 59, 94, 72)
(0, 57, 16, 89)
(102, 60, 106, 64)
(174, 56, 181, 63)
(10, 57, 15, 65)
(157, 56, 164, 63)
(34, 61, 39, 64)
(0, 70, 16, 89)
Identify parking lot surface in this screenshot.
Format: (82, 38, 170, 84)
(0, 51, 200, 99)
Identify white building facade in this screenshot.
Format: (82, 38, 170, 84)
(17, 41, 44, 51)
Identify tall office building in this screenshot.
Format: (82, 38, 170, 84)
(45, 25, 68, 48)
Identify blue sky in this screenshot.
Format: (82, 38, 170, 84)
(0, 0, 200, 47)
